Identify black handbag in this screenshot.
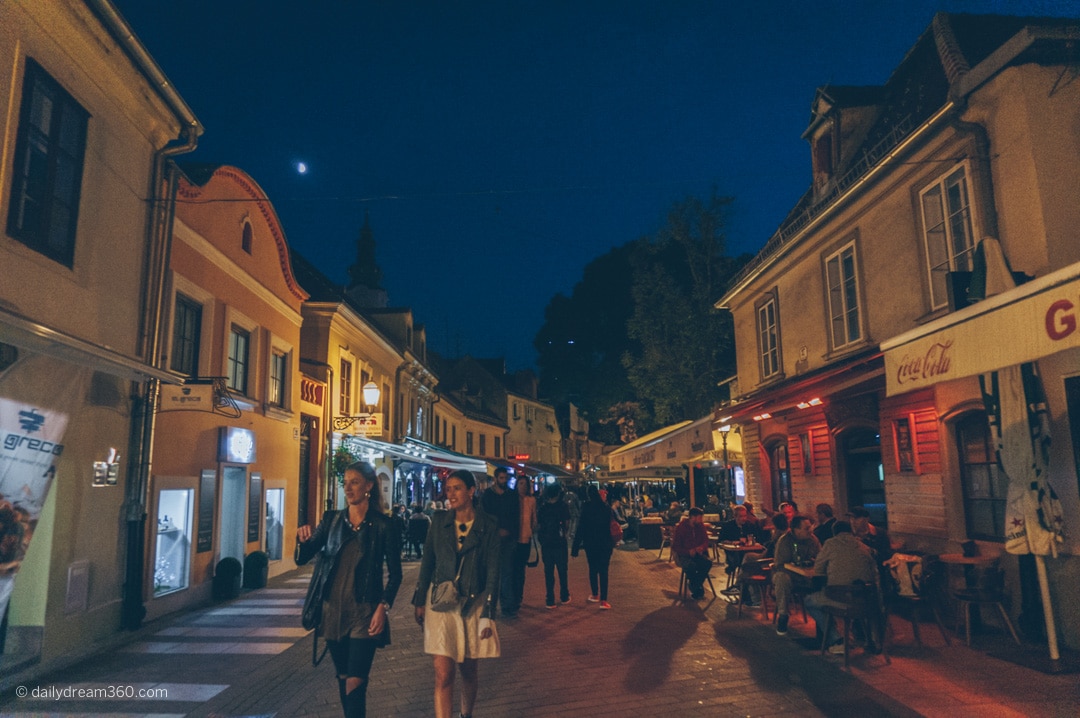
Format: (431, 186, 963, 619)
(300, 513, 341, 665)
(526, 537, 540, 568)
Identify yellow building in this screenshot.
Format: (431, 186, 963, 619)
(716, 13, 1080, 648)
(0, 0, 200, 681)
(148, 165, 307, 619)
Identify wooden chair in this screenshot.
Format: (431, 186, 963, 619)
(677, 562, 718, 600)
(952, 565, 1021, 647)
(737, 558, 773, 619)
(658, 525, 675, 561)
(888, 558, 951, 646)
(819, 582, 890, 669)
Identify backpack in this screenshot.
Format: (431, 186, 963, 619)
(537, 501, 566, 543)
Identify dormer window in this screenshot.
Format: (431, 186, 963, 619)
(812, 131, 834, 188)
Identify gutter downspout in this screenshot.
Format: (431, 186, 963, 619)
(122, 127, 199, 630)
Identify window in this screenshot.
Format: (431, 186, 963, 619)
(825, 242, 861, 348)
(154, 488, 193, 597)
(956, 412, 1007, 541)
(920, 165, 977, 310)
(451, 425, 457, 451)
(170, 295, 202, 376)
(494, 436, 501, 458)
(466, 431, 474, 455)
(227, 326, 250, 394)
(769, 441, 792, 508)
(241, 222, 253, 254)
(268, 350, 287, 407)
(757, 296, 781, 380)
(479, 434, 487, 456)
(339, 358, 352, 415)
(7, 60, 89, 267)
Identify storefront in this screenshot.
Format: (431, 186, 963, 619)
(881, 259, 1080, 651)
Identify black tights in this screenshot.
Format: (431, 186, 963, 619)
(328, 637, 378, 718)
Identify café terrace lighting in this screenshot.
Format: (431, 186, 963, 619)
(752, 412, 771, 421)
(796, 397, 823, 409)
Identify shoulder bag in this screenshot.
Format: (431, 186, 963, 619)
(430, 551, 466, 613)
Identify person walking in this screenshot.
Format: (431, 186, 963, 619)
(564, 486, 581, 542)
(571, 485, 615, 610)
(479, 467, 519, 618)
(407, 505, 431, 559)
(510, 475, 537, 612)
(536, 483, 571, 608)
(413, 470, 501, 718)
(295, 461, 402, 718)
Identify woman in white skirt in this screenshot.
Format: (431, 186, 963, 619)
(413, 470, 501, 718)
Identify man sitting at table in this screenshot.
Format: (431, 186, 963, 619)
(673, 507, 713, 600)
(773, 515, 821, 636)
(804, 520, 879, 652)
(717, 505, 766, 580)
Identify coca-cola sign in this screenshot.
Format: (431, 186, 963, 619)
(895, 339, 954, 386)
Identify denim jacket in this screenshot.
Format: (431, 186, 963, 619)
(412, 508, 501, 619)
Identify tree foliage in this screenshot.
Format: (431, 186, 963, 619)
(623, 192, 746, 424)
(536, 191, 748, 442)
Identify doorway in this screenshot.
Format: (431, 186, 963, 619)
(768, 441, 791, 509)
(219, 466, 247, 562)
(841, 428, 885, 526)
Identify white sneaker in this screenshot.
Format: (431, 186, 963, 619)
(828, 642, 846, 655)
(587, 595, 600, 603)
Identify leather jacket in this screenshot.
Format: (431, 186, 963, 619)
(412, 508, 501, 619)
(296, 508, 403, 609)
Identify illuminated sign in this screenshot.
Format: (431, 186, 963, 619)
(219, 426, 256, 463)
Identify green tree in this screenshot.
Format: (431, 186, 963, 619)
(623, 192, 747, 424)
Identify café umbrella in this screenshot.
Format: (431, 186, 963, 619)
(973, 237, 1065, 661)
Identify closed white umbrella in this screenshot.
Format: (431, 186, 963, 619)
(974, 237, 1065, 661)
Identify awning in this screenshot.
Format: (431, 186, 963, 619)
(515, 461, 576, 480)
(0, 306, 180, 384)
(882, 261, 1080, 396)
(342, 436, 489, 473)
(596, 466, 686, 482)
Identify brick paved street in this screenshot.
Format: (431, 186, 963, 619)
(1, 543, 1077, 717)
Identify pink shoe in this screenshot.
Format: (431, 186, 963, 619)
(599, 601, 612, 610)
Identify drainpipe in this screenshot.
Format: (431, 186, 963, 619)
(122, 128, 199, 630)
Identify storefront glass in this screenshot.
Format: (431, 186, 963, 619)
(265, 488, 284, 560)
(154, 489, 193, 596)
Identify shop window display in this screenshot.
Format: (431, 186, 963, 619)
(154, 489, 193, 596)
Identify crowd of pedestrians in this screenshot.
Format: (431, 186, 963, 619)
(298, 464, 897, 718)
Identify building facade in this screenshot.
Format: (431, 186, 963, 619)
(148, 165, 307, 620)
(0, 0, 200, 680)
(716, 13, 1080, 648)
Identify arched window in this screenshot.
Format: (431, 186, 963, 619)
(241, 222, 253, 254)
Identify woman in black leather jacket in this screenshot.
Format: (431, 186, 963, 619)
(296, 462, 402, 718)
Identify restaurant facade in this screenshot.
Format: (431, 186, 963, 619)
(714, 13, 1080, 648)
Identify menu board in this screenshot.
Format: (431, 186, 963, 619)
(248, 473, 262, 543)
(197, 469, 216, 553)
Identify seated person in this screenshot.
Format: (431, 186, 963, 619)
(703, 494, 723, 517)
(716, 505, 768, 577)
(772, 515, 821, 636)
(663, 501, 685, 526)
(813, 503, 837, 545)
(743, 513, 787, 563)
(673, 507, 713, 600)
(849, 505, 895, 592)
(804, 521, 880, 652)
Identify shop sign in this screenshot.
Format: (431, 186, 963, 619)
(885, 274, 1080, 395)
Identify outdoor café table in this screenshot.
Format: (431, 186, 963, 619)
(718, 542, 766, 594)
(782, 564, 816, 579)
(938, 553, 1001, 634)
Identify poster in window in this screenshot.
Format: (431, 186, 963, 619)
(248, 473, 262, 543)
(894, 417, 915, 472)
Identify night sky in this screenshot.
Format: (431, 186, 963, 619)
(111, 0, 1075, 371)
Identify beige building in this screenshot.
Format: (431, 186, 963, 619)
(148, 165, 308, 620)
(716, 13, 1080, 648)
(0, 0, 200, 681)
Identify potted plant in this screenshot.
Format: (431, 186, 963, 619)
(212, 556, 243, 600)
(243, 550, 269, 589)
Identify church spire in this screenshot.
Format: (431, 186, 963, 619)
(347, 211, 383, 291)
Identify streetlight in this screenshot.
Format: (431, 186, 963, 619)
(333, 381, 383, 433)
(362, 381, 381, 411)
